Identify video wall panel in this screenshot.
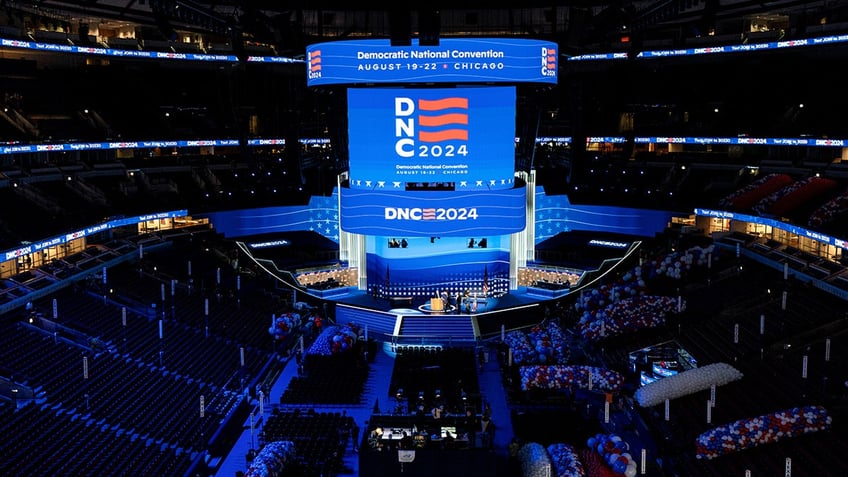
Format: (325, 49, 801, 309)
(347, 87, 517, 189)
(339, 187, 526, 237)
(366, 236, 509, 297)
(306, 38, 558, 86)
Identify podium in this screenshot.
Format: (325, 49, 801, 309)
(430, 297, 444, 311)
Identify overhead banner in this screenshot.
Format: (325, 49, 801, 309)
(339, 187, 526, 237)
(306, 38, 558, 86)
(347, 87, 516, 189)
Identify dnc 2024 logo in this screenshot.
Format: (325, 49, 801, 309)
(393, 95, 470, 159)
(308, 50, 321, 79)
(542, 47, 556, 77)
(384, 207, 478, 221)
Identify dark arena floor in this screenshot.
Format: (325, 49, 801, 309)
(1, 230, 847, 477)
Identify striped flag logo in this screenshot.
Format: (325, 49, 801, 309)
(309, 50, 321, 72)
(545, 47, 557, 70)
(422, 208, 436, 220)
(417, 97, 469, 143)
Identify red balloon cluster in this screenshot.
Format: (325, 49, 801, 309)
(695, 405, 832, 460)
(767, 176, 837, 216)
(519, 365, 624, 394)
(578, 447, 619, 477)
(268, 312, 301, 341)
(578, 295, 679, 342)
(719, 173, 792, 211)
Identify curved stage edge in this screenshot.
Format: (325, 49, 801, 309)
(318, 287, 572, 344)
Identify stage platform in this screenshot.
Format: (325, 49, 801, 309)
(320, 288, 568, 345)
(324, 287, 557, 314)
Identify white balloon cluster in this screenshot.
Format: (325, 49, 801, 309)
(645, 244, 716, 281)
(809, 188, 848, 227)
(634, 362, 743, 407)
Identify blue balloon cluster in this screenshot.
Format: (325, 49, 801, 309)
(546, 442, 585, 477)
(517, 442, 553, 477)
(245, 440, 296, 477)
(503, 321, 570, 365)
(306, 323, 360, 355)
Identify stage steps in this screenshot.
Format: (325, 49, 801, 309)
(335, 305, 399, 341)
(397, 315, 477, 343)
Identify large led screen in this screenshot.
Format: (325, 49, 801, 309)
(340, 187, 526, 237)
(347, 87, 516, 189)
(306, 38, 558, 86)
(366, 236, 510, 298)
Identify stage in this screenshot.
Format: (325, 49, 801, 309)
(316, 287, 557, 315)
(236, 231, 606, 344)
(314, 287, 568, 345)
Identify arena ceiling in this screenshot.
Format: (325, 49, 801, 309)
(15, 1, 845, 49)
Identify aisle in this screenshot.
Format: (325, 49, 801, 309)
(476, 344, 514, 456)
(213, 343, 521, 476)
(338, 345, 397, 476)
(213, 354, 299, 476)
(213, 344, 397, 477)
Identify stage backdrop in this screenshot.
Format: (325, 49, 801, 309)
(366, 235, 509, 299)
(198, 187, 680, 270)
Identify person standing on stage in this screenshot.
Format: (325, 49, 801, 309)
(431, 404, 443, 421)
(462, 409, 478, 445)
